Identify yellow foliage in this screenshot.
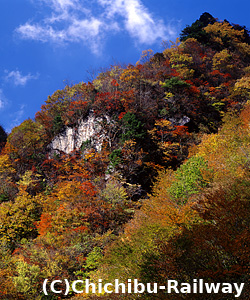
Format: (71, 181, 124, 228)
(212, 49, 233, 72)
(17, 170, 35, 187)
(196, 106, 250, 181)
(0, 190, 41, 246)
(84, 149, 96, 160)
(234, 76, 250, 90)
(162, 38, 180, 55)
(169, 52, 194, 78)
(164, 91, 174, 100)
(154, 119, 172, 128)
(101, 180, 127, 204)
(237, 42, 250, 57)
(148, 119, 173, 143)
(204, 22, 245, 45)
(119, 66, 140, 85)
(0, 155, 15, 174)
(136, 49, 154, 65)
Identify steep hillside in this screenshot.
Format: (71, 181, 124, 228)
(0, 13, 250, 299)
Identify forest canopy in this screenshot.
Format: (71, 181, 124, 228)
(0, 13, 250, 299)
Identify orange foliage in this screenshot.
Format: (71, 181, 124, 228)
(36, 213, 52, 236)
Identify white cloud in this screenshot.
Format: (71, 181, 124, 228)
(0, 89, 7, 110)
(43, 0, 79, 11)
(16, 0, 177, 53)
(0, 90, 26, 132)
(98, 0, 172, 44)
(17, 1, 104, 53)
(68, 18, 102, 39)
(7, 104, 26, 133)
(17, 23, 67, 43)
(4, 70, 39, 86)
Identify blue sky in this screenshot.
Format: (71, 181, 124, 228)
(0, 0, 250, 133)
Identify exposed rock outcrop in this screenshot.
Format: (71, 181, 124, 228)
(50, 113, 104, 155)
(169, 115, 190, 126)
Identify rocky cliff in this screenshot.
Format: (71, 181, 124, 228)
(50, 112, 104, 155)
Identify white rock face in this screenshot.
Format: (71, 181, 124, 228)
(50, 113, 104, 155)
(169, 115, 190, 126)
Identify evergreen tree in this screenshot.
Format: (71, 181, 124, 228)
(180, 12, 216, 42)
(0, 125, 7, 150)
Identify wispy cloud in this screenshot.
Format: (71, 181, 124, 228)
(42, 0, 79, 11)
(4, 70, 39, 86)
(0, 89, 7, 110)
(17, 0, 105, 53)
(0, 89, 26, 132)
(16, 0, 177, 53)
(7, 104, 26, 132)
(98, 0, 174, 44)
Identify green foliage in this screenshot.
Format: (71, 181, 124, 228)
(52, 113, 64, 135)
(109, 149, 122, 167)
(180, 12, 216, 42)
(0, 125, 7, 149)
(101, 180, 128, 204)
(0, 193, 9, 203)
(1, 13, 250, 299)
(75, 247, 103, 286)
(96, 104, 250, 299)
(80, 139, 92, 152)
(121, 112, 145, 141)
(84, 247, 103, 273)
(161, 77, 190, 90)
(14, 260, 41, 298)
(168, 156, 212, 203)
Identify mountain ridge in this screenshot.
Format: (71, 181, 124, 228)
(0, 13, 250, 299)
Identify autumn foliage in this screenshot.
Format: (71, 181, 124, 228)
(0, 13, 250, 299)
